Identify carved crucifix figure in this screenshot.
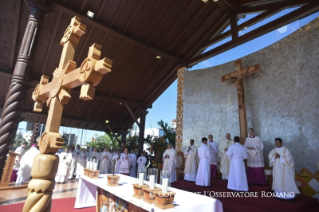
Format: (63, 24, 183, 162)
(221, 59, 260, 140)
(23, 16, 112, 212)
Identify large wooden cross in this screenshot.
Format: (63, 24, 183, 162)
(221, 59, 260, 140)
(23, 16, 112, 212)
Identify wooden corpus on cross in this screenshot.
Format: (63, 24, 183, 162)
(23, 16, 112, 212)
(221, 59, 260, 140)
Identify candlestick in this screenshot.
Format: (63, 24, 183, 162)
(139, 173, 144, 186)
(90, 159, 94, 170)
(162, 178, 168, 193)
(149, 175, 155, 189)
(93, 162, 97, 170)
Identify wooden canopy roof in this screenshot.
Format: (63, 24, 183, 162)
(0, 0, 318, 132)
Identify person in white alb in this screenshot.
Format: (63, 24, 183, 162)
(268, 138, 300, 200)
(162, 143, 177, 183)
(11, 142, 28, 182)
(207, 135, 218, 178)
(219, 133, 234, 180)
(129, 149, 137, 177)
(111, 150, 121, 174)
(75, 148, 87, 179)
(137, 152, 147, 170)
(184, 139, 197, 181)
(196, 137, 212, 187)
(100, 148, 112, 174)
(55, 147, 73, 183)
(119, 148, 131, 176)
(227, 136, 248, 191)
(68, 148, 77, 180)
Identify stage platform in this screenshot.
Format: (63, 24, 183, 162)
(172, 178, 319, 212)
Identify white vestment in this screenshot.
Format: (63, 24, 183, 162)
(162, 148, 177, 183)
(227, 143, 248, 191)
(55, 152, 72, 183)
(184, 145, 197, 181)
(129, 153, 137, 178)
(244, 136, 264, 167)
(119, 153, 131, 174)
(69, 152, 77, 179)
(269, 146, 300, 199)
(137, 156, 147, 169)
(90, 151, 100, 169)
(16, 147, 40, 184)
(207, 141, 218, 165)
(219, 139, 234, 180)
(100, 151, 112, 174)
(195, 144, 212, 186)
(13, 146, 26, 170)
(76, 152, 86, 179)
(112, 154, 121, 174)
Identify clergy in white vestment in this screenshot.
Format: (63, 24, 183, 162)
(162, 143, 177, 183)
(227, 136, 248, 191)
(76, 149, 87, 179)
(16, 143, 40, 184)
(129, 149, 137, 177)
(119, 148, 131, 175)
(268, 138, 300, 199)
(184, 139, 197, 181)
(207, 135, 218, 178)
(111, 150, 121, 174)
(68, 148, 77, 179)
(12, 142, 28, 182)
(196, 137, 212, 187)
(55, 148, 73, 183)
(75, 145, 81, 156)
(90, 148, 100, 168)
(244, 128, 266, 185)
(219, 133, 234, 180)
(137, 152, 147, 170)
(100, 148, 112, 174)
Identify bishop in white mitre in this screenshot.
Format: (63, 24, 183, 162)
(196, 137, 212, 187)
(227, 136, 248, 191)
(100, 148, 112, 174)
(137, 152, 147, 169)
(129, 149, 137, 178)
(219, 133, 234, 180)
(184, 139, 197, 181)
(268, 138, 300, 199)
(55, 147, 73, 183)
(162, 143, 177, 183)
(244, 128, 266, 185)
(207, 135, 218, 178)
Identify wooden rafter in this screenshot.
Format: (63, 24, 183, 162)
(96, 0, 108, 20)
(9, 0, 22, 70)
(106, 125, 121, 143)
(110, 0, 127, 26)
(79, 0, 88, 12)
(123, 0, 146, 33)
(230, 13, 238, 39)
(124, 103, 140, 127)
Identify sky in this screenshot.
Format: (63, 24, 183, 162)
(16, 9, 319, 143)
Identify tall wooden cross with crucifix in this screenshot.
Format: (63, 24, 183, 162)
(221, 59, 260, 140)
(23, 16, 112, 212)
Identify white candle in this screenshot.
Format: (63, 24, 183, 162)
(93, 162, 97, 171)
(90, 160, 94, 170)
(162, 178, 168, 193)
(149, 175, 155, 189)
(139, 173, 144, 186)
(87, 160, 90, 169)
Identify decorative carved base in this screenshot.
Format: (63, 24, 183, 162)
(155, 203, 175, 210)
(142, 186, 161, 204)
(132, 184, 147, 199)
(84, 168, 100, 178)
(107, 175, 120, 186)
(155, 191, 176, 210)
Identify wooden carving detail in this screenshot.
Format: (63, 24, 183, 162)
(23, 16, 112, 212)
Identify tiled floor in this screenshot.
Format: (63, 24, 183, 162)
(0, 180, 78, 205)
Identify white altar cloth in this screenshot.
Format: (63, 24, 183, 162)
(75, 174, 223, 212)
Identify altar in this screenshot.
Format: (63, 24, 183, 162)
(75, 174, 223, 212)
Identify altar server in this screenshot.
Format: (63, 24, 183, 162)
(112, 150, 121, 174)
(100, 148, 112, 174)
(227, 136, 248, 191)
(207, 135, 218, 178)
(268, 138, 300, 199)
(75, 149, 87, 179)
(16, 143, 40, 184)
(219, 133, 234, 180)
(244, 128, 266, 185)
(184, 139, 197, 181)
(137, 152, 147, 169)
(129, 149, 137, 177)
(196, 137, 212, 187)
(162, 143, 177, 183)
(55, 147, 72, 183)
(68, 148, 77, 180)
(119, 148, 131, 175)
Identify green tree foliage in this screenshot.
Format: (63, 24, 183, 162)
(86, 132, 121, 150)
(157, 120, 176, 148)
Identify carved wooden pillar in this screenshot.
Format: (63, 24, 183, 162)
(138, 109, 148, 154)
(0, 1, 53, 180)
(31, 123, 40, 143)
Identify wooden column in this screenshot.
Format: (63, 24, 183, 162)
(120, 130, 127, 145)
(138, 109, 148, 155)
(0, 2, 53, 180)
(175, 67, 185, 152)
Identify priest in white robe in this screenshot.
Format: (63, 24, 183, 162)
(219, 133, 234, 180)
(90, 148, 100, 169)
(268, 138, 300, 199)
(227, 136, 248, 191)
(244, 128, 266, 185)
(68, 148, 77, 180)
(11, 142, 28, 182)
(137, 152, 147, 170)
(184, 139, 197, 181)
(55, 147, 72, 183)
(119, 148, 131, 175)
(207, 135, 218, 178)
(16, 143, 40, 184)
(162, 143, 177, 183)
(196, 137, 212, 187)
(75, 149, 87, 179)
(100, 148, 112, 174)
(129, 149, 137, 177)
(112, 150, 121, 174)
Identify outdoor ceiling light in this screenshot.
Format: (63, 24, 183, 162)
(156, 56, 161, 59)
(87, 10, 94, 18)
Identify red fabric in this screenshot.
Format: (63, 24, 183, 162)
(10, 170, 18, 182)
(247, 167, 266, 185)
(0, 198, 94, 212)
(210, 164, 217, 178)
